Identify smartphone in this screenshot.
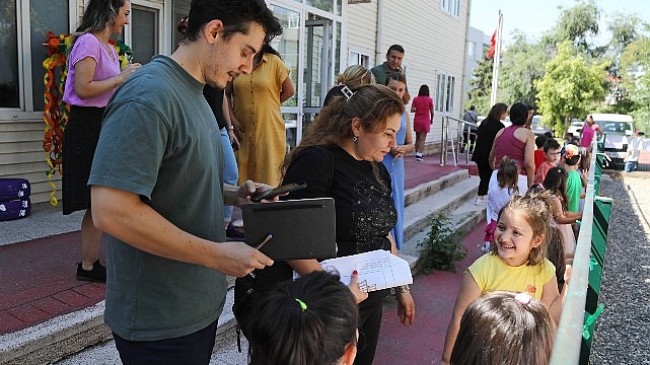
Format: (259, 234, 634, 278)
(250, 181, 308, 203)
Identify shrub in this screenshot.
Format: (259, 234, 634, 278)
(416, 211, 467, 273)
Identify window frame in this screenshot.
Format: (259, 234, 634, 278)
(440, 0, 460, 17)
(0, 0, 78, 120)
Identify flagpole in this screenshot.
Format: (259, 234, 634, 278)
(490, 10, 503, 107)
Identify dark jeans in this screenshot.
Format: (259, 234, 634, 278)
(354, 299, 384, 365)
(113, 320, 218, 365)
(476, 159, 493, 196)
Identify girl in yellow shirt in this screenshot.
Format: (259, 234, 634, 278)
(440, 195, 567, 365)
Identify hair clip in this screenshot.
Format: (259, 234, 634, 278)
(340, 85, 354, 100)
(294, 298, 308, 312)
(514, 292, 532, 304)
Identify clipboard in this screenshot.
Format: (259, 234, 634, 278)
(241, 198, 337, 260)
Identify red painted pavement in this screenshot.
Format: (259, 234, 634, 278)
(0, 232, 106, 335)
(0, 154, 476, 339)
(374, 221, 485, 365)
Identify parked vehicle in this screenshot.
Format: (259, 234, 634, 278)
(567, 120, 584, 138)
(590, 113, 634, 165)
(530, 115, 553, 137)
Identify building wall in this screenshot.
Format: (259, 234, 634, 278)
(347, 0, 470, 147)
(463, 26, 489, 111)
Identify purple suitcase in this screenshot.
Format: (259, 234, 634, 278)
(0, 178, 31, 202)
(0, 198, 31, 221)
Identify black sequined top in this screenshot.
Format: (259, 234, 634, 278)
(283, 145, 397, 257)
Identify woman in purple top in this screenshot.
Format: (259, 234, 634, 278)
(63, 0, 140, 282)
(489, 103, 536, 194)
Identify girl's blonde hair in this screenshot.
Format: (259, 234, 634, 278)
(490, 195, 551, 265)
(496, 157, 520, 194)
(336, 65, 375, 90)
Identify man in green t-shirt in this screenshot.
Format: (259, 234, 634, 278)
(88, 1, 279, 363)
(370, 44, 410, 103)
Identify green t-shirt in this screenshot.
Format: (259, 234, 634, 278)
(566, 169, 582, 213)
(88, 56, 226, 341)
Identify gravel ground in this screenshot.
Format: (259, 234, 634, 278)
(589, 171, 650, 365)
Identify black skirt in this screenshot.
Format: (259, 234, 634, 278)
(62, 106, 104, 215)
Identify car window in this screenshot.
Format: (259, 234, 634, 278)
(596, 121, 632, 133)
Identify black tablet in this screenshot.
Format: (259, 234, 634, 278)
(240, 198, 337, 260)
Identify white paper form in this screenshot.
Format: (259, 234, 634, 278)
(320, 250, 413, 292)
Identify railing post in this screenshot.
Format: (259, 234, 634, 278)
(440, 116, 446, 166)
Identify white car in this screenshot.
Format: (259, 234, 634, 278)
(567, 121, 584, 138)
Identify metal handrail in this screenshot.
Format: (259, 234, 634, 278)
(549, 140, 598, 364)
(439, 115, 478, 166)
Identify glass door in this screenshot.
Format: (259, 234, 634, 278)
(124, 0, 164, 64)
(302, 15, 331, 132)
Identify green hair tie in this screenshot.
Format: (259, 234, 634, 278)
(294, 298, 308, 312)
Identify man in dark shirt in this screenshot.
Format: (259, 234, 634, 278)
(371, 44, 410, 103)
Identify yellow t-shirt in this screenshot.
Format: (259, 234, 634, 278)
(468, 253, 556, 300)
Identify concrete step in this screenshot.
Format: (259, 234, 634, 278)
(3, 170, 479, 365)
(404, 169, 469, 207)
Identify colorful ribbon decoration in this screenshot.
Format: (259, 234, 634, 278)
(41, 31, 133, 206)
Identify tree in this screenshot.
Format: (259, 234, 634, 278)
(552, 0, 600, 51)
(620, 36, 650, 133)
(499, 31, 550, 108)
(465, 47, 493, 116)
(535, 41, 608, 135)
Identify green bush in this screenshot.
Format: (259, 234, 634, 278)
(416, 211, 467, 274)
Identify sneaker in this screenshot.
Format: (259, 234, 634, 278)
(474, 196, 487, 205)
(76, 260, 106, 283)
(481, 242, 491, 253)
(415, 153, 423, 161)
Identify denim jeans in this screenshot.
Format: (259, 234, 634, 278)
(624, 160, 638, 173)
(220, 127, 239, 223)
(113, 320, 218, 365)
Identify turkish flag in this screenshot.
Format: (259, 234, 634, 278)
(487, 30, 496, 59)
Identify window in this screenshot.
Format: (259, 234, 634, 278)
(0, 1, 19, 108)
(467, 41, 475, 57)
(1, 0, 70, 113)
(435, 72, 455, 113)
(441, 0, 459, 17)
(348, 51, 370, 69)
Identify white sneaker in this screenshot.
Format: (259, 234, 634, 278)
(474, 196, 487, 205)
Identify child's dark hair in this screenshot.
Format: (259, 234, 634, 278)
(543, 166, 569, 212)
(247, 271, 358, 365)
(543, 138, 561, 152)
(490, 195, 550, 265)
(418, 84, 430, 96)
(450, 291, 556, 365)
(496, 157, 519, 194)
(535, 135, 548, 149)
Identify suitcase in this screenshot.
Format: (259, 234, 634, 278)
(0, 198, 31, 221)
(0, 178, 31, 202)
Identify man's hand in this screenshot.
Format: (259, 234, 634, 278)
(209, 241, 273, 277)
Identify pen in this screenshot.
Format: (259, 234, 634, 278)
(255, 233, 273, 250)
(249, 234, 272, 279)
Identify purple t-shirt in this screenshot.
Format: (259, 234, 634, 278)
(63, 33, 120, 107)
